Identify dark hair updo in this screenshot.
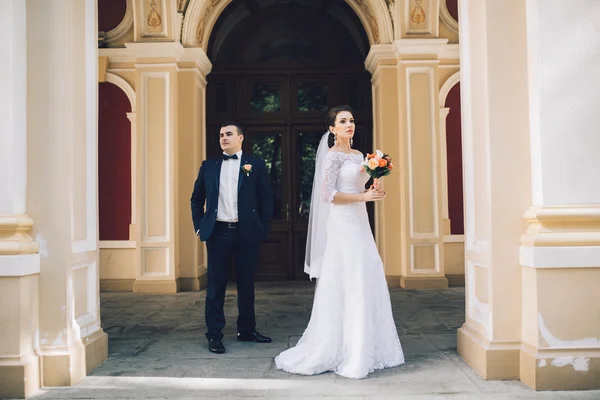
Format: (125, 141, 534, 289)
(326, 105, 354, 148)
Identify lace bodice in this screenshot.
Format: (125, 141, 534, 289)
(322, 151, 368, 203)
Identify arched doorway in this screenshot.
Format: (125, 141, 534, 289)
(205, 0, 374, 281)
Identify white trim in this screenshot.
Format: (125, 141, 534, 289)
(394, 39, 459, 59)
(104, 0, 134, 45)
(439, 71, 460, 106)
(439, 107, 450, 222)
(406, 67, 440, 239)
(99, 240, 137, 249)
(127, 112, 137, 226)
(0, 254, 40, 276)
(458, 0, 479, 256)
(105, 72, 136, 110)
(444, 234, 464, 243)
(134, 63, 179, 70)
(520, 246, 600, 269)
(398, 59, 440, 65)
(72, 0, 99, 254)
(106, 68, 136, 73)
(140, 71, 171, 243)
(525, 0, 543, 205)
(98, 42, 184, 64)
(440, 0, 459, 34)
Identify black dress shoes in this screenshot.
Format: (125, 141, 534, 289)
(237, 330, 272, 343)
(208, 337, 225, 354)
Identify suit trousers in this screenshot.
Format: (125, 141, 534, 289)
(205, 221, 261, 340)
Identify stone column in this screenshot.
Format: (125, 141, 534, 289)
(366, 44, 403, 286)
(132, 43, 181, 293)
(395, 40, 448, 290)
(177, 49, 212, 291)
(457, 0, 533, 383)
(367, 40, 454, 290)
(518, 0, 600, 390)
(0, 1, 41, 397)
(26, 0, 107, 387)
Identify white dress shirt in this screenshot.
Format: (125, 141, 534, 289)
(217, 150, 242, 222)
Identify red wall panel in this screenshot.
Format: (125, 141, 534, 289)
(98, 0, 127, 33)
(445, 82, 464, 235)
(446, 0, 459, 22)
(99, 82, 132, 241)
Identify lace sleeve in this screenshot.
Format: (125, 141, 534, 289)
(321, 152, 343, 203)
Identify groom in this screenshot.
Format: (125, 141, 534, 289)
(191, 121, 274, 354)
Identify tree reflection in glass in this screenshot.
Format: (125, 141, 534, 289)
(250, 83, 281, 113)
(297, 82, 328, 112)
(297, 132, 323, 220)
(251, 134, 283, 219)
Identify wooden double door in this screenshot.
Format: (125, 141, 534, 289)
(206, 69, 373, 280)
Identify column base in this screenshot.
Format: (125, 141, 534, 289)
(0, 353, 40, 399)
(83, 329, 108, 374)
(100, 279, 134, 292)
(446, 274, 465, 286)
(520, 343, 600, 390)
(41, 344, 86, 387)
(400, 276, 449, 289)
(178, 277, 207, 291)
(41, 328, 108, 387)
(385, 275, 401, 287)
(133, 279, 179, 293)
(457, 324, 520, 380)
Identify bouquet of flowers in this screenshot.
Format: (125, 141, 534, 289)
(361, 150, 394, 179)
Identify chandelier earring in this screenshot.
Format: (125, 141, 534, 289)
(350, 138, 353, 147)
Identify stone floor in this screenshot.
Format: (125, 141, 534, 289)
(31, 282, 599, 400)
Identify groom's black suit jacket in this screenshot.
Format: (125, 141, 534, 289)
(190, 154, 274, 243)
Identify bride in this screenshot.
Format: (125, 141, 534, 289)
(275, 105, 405, 379)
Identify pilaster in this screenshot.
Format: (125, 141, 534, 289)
(0, 2, 41, 397)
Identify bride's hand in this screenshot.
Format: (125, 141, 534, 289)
(363, 187, 386, 202)
(373, 178, 383, 190)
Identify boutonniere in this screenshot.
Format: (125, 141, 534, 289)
(241, 163, 253, 176)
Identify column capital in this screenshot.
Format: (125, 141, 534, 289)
(394, 39, 459, 60)
(98, 42, 212, 77)
(520, 205, 600, 268)
(365, 44, 397, 74)
(0, 214, 38, 255)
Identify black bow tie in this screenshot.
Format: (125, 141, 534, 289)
(222, 153, 239, 161)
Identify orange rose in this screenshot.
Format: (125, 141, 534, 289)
(367, 153, 376, 159)
(368, 158, 379, 170)
(378, 159, 388, 167)
(388, 163, 394, 170)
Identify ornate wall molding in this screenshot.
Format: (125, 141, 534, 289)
(439, 70, 459, 105)
(440, 0, 458, 34)
(181, 0, 394, 49)
(104, 0, 134, 46)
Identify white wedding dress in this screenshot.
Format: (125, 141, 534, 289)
(275, 151, 405, 379)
